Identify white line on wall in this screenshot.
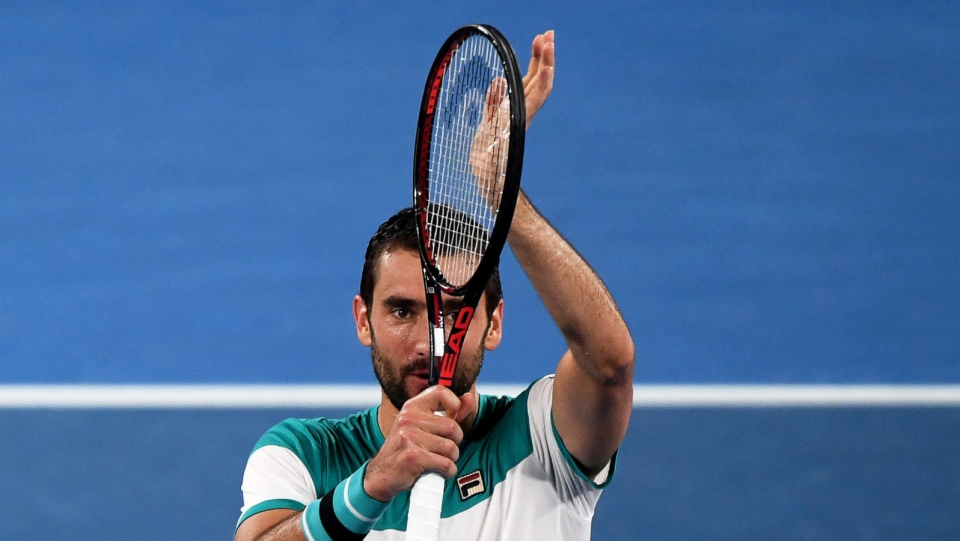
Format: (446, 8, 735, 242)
(1, 384, 959, 409)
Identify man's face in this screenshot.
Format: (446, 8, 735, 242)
(353, 248, 502, 411)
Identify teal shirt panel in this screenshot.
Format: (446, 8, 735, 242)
(238, 378, 616, 533)
(252, 406, 386, 500)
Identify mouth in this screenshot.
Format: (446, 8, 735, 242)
(409, 371, 430, 383)
(405, 375, 430, 398)
(406, 363, 433, 391)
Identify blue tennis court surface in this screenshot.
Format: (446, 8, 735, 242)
(2, 1, 959, 539)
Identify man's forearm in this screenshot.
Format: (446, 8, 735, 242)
(238, 464, 389, 541)
(235, 511, 305, 541)
(507, 191, 634, 383)
(260, 515, 306, 541)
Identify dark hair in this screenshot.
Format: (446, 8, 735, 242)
(359, 207, 503, 317)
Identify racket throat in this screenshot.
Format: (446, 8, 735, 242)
(429, 326, 445, 386)
(438, 305, 476, 388)
(430, 336, 460, 388)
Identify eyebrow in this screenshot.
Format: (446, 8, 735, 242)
(381, 295, 424, 312)
(380, 294, 464, 315)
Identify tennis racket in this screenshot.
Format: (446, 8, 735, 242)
(406, 24, 525, 541)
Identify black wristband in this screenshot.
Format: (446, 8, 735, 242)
(318, 487, 366, 541)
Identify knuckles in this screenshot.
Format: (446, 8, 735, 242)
(441, 439, 460, 462)
(396, 446, 421, 472)
(441, 458, 459, 479)
(379, 386, 469, 481)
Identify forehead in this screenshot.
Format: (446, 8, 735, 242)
(372, 248, 482, 309)
(372, 248, 424, 298)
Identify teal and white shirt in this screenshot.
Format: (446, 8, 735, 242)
(238, 376, 616, 540)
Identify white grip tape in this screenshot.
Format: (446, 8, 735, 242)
(407, 470, 443, 541)
(406, 410, 446, 541)
(432, 327, 445, 353)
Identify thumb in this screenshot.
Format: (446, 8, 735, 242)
(454, 391, 477, 423)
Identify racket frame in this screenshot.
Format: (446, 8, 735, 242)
(412, 24, 526, 388)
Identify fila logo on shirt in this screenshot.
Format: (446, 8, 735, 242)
(456, 470, 485, 501)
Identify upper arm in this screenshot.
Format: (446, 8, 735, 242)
(236, 445, 315, 540)
(551, 349, 634, 475)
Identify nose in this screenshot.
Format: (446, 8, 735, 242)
(412, 325, 431, 359)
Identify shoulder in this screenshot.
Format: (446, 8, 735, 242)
(477, 376, 551, 420)
(238, 408, 385, 528)
(464, 377, 552, 447)
(251, 407, 383, 481)
(254, 407, 382, 453)
(523, 375, 555, 414)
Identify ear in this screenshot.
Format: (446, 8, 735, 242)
(353, 295, 372, 347)
(483, 299, 504, 351)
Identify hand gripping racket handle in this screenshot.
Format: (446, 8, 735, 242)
(406, 410, 446, 541)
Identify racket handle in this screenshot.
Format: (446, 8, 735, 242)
(407, 470, 443, 541)
(406, 409, 446, 541)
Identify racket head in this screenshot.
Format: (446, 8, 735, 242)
(413, 24, 525, 296)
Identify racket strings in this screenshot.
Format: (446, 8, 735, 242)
(426, 34, 512, 288)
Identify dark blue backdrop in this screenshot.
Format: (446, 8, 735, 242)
(3, 1, 957, 385)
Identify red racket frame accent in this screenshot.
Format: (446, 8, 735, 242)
(412, 24, 525, 388)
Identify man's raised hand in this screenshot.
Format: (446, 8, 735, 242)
(523, 30, 555, 128)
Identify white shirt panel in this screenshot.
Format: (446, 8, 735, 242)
(240, 445, 317, 515)
(526, 375, 608, 520)
(364, 376, 607, 541)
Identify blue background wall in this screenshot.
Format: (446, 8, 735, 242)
(2, 1, 959, 540)
(3, 1, 957, 385)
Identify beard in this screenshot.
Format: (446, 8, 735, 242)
(371, 330, 486, 412)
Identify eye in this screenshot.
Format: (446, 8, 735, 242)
(392, 308, 412, 319)
(445, 309, 460, 321)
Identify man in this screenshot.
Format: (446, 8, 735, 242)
(235, 30, 634, 541)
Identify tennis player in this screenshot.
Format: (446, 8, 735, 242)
(235, 30, 635, 541)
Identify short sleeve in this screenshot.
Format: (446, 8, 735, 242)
(237, 445, 317, 528)
(525, 376, 617, 519)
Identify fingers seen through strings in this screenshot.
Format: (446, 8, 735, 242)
(483, 77, 508, 125)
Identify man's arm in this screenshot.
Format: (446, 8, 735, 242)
(508, 194, 635, 474)
(510, 30, 635, 475)
(235, 510, 302, 541)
